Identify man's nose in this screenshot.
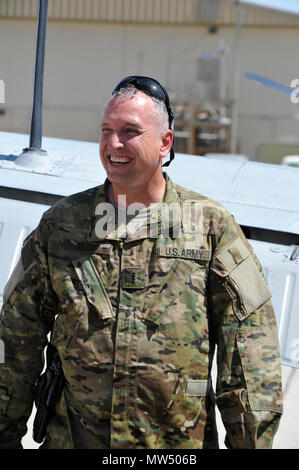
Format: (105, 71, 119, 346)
(108, 132, 124, 149)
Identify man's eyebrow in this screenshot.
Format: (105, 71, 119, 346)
(101, 120, 142, 128)
(124, 121, 142, 128)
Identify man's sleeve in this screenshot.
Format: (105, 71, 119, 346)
(0, 221, 56, 449)
(208, 213, 283, 449)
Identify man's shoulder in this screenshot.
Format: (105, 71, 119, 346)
(40, 184, 105, 225)
(173, 181, 227, 213)
(172, 180, 234, 237)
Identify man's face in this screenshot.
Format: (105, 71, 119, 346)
(100, 92, 172, 193)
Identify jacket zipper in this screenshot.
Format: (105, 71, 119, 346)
(112, 240, 124, 366)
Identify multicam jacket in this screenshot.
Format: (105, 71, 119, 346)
(0, 174, 282, 449)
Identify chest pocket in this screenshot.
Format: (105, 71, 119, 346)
(72, 256, 114, 320)
(143, 236, 211, 326)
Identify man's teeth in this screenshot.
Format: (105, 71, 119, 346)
(109, 156, 131, 163)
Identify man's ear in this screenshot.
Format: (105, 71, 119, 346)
(160, 130, 174, 158)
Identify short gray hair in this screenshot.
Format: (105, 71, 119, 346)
(113, 85, 169, 133)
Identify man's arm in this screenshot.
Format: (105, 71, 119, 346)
(208, 214, 283, 449)
(0, 221, 56, 448)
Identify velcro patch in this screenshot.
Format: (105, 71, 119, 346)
(156, 246, 211, 261)
(122, 267, 147, 289)
(186, 379, 210, 397)
(217, 237, 250, 274)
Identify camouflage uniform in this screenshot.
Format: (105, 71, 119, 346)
(0, 174, 282, 449)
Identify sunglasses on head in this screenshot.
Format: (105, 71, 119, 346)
(112, 76, 175, 166)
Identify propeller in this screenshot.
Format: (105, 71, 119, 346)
(245, 72, 299, 99)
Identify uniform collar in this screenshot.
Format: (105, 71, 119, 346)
(88, 172, 182, 243)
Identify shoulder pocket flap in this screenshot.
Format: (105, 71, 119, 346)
(230, 257, 271, 316)
(72, 257, 113, 320)
(214, 238, 271, 317)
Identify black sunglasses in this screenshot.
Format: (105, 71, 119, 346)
(112, 76, 175, 166)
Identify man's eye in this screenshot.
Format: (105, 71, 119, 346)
(127, 129, 140, 136)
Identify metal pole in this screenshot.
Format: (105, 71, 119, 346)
(218, 39, 227, 121)
(29, 0, 48, 151)
(230, 0, 243, 154)
(17, 0, 50, 168)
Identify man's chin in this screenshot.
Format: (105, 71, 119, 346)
(106, 172, 135, 189)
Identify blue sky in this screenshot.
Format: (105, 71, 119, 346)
(243, 0, 299, 14)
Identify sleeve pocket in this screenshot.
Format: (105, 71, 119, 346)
(212, 237, 271, 321)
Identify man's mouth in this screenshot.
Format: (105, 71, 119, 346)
(108, 155, 133, 165)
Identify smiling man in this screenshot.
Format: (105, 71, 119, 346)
(0, 76, 282, 449)
(100, 86, 173, 207)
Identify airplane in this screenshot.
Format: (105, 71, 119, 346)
(0, 0, 298, 449)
